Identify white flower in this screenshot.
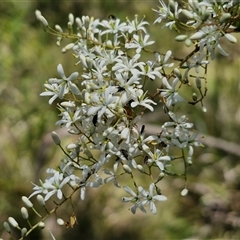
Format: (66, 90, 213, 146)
(112, 53, 144, 75)
(126, 15, 149, 33)
(155, 51, 174, 68)
(43, 171, 70, 201)
(146, 148, 171, 171)
(130, 89, 157, 111)
(138, 183, 167, 214)
(48, 64, 80, 99)
(153, 0, 172, 24)
(125, 34, 155, 53)
(40, 83, 61, 104)
(100, 18, 127, 35)
(87, 86, 119, 119)
(122, 186, 145, 214)
(103, 169, 120, 188)
(29, 171, 70, 201)
(160, 77, 185, 107)
(56, 106, 82, 128)
(139, 61, 162, 80)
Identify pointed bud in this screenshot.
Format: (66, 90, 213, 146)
(137, 164, 144, 173)
(22, 196, 33, 208)
(156, 186, 162, 195)
(51, 131, 61, 145)
(157, 172, 165, 181)
(62, 43, 75, 53)
(175, 35, 188, 42)
(3, 221, 11, 233)
(68, 13, 74, 25)
(21, 228, 28, 237)
(55, 24, 63, 32)
(173, 68, 182, 79)
(37, 194, 45, 206)
(181, 188, 188, 196)
(184, 38, 192, 47)
(220, 13, 231, 24)
(8, 217, 18, 228)
(123, 164, 132, 174)
(187, 159, 192, 165)
(38, 15, 48, 27)
(57, 218, 65, 226)
(35, 10, 42, 20)
(192, 93, 198, 101)
(38, 222, 45, 229)
(202, 106, 207, 112)
(190, 31, 205, 40)
(21, 207, 29, 220)
(195, 77, 201, 89)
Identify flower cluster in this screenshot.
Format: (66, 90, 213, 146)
(4, 1, 239, 239)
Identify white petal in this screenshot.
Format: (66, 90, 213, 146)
(123, 186, 137, 197)
(150, 201, 157, 214)
(57, 64, 66, 79)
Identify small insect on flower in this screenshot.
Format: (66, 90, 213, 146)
(65, 214, 77, 229)
(92, 113, 98, 126)
(108, 14, 116, 20)
(140, 125, 145, 135)
(120, 149, 129, 160)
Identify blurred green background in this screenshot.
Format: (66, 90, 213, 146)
(1, 1, 240, 239)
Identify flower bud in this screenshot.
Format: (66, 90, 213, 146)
(195, 77, 201, 89)
(35, 10, 42, 20)
(3, 221, 11, 233)
(123, 164, 132, 174)
(86, 57, 93, 68)
(62, 43, 75, 53)
(57, 218, 65, 226)
(38, 222, 45, 229)
(175, 35, 187, 42)
(202, 106, 207, 112)
(173, 68, 182, 79)
(156, 186, 162, 195)
(220, 13, 231, 24)
(60, 101, 75, 108)
(68, 21, 73, 29)
(190, 31, 205, 40)
(21, 207, 29, 220)
(51, 131, 61, 145)
(192, 93, 198, 102)
(37, 194, 45, 206)
(184, 38, 192, 47)
(8, 217, 18, 228)
(22, 196, 33, 208)
(137, 164, 144, 173)
(21, 228, 28, 237)
(38, 15, 48, 27)
(181, 188, 188, 196)
(187, 159, 192, 165)
(56, 40, 61, 47)
(66, 143, 78, 150)
(76, 17, 82, 28)
(55, 24, 63, 32)
(68, 13, 74, 25)
(157, 172, 165, 181)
